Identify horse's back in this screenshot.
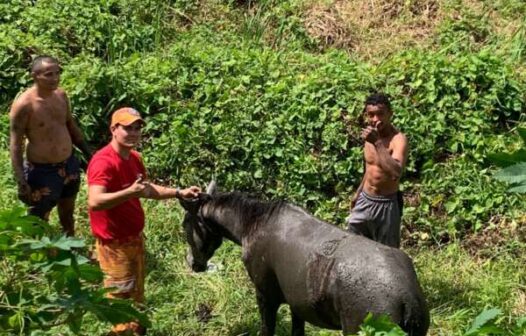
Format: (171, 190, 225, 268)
(333, 235, 429, 335)
(246, 206, 429, 335)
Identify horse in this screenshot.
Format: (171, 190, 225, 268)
(179, 182, 429, 336)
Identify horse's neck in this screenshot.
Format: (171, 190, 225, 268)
(204, 204, 243, 245)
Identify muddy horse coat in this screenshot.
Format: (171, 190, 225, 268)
(180, 183, 429, 336)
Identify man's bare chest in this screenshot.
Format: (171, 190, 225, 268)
(364, 140, 394, 163)
(29, 98, 68, 129)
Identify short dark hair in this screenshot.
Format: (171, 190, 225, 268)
(364, 92, 391, 111)
(31, 55, 59, 73)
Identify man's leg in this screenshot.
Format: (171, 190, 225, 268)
(59, 155, 81, 237)
(96, 237, 146, 335)
(26, 163, 59, 222)
(346, 193, 375, 239)
(57, 196, 75, 236)
(376, 199, 401, 248)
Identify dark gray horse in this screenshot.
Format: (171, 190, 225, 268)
(180, 182, 429, 336)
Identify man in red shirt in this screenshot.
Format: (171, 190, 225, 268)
(87, 107, 200, 335)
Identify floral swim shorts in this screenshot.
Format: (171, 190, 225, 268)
(24, 155, 80, 218)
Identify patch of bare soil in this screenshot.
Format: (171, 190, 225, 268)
(461, 215, 526, 260)
(195, 302, 214, 323)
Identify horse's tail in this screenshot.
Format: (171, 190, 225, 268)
(400, 292, 430, 336)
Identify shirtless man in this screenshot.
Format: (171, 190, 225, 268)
(9, 56, 91, 235)
(346, 93, 409, 248)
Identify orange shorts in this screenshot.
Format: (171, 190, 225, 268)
(95, 235, 145, 303)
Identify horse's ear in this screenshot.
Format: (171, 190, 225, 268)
(206, 180, 217, 195)
(179, 197, 200, 214)
(198, 192, 212, 202)
(179, 193, 211, 214)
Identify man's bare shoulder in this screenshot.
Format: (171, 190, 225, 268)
(391, 130, 408, 145)
(54, 88, 69, 100)
(10, 89, 34, 117)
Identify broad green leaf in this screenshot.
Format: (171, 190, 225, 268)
(487, 150, 526, 168)
(19, 238, 49, 250)
(0, 235, 11, 251)
(8, 312, 23, 329)
(53, 236, 85, 250)
(494, 163, 526, 184)
(358, 313, 406, 335)
(66, 311, 83, 334)
(78, 264, 103, 282)
(75, 254, 90, 265)
(507, 183, 526, 193)
(464, 308, 502, 335)
(0, 207, 27, 225)
(34, 310, 57, 325)
(472, 325, 505, 334)
(0, 209, 48, 235)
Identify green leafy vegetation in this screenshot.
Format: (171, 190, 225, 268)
(354, 313, 407, 335)
(0, 207, 149, 334)
(490, 128, 526, 193)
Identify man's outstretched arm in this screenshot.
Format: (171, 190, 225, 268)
(374, 133, 408, 180)
(146, 184, 201, 200)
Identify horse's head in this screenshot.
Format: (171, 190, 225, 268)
(179, 181, 223, 272)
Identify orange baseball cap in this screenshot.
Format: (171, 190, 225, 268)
(111, 107, 144, 127)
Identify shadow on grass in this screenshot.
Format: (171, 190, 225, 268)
(144, 243, 189, 279)
(227, 321, 291, 336)
(226, 309, 293, 336)
(424, 277, 476, 313)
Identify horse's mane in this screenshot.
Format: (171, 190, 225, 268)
(210, 192, 287, 238)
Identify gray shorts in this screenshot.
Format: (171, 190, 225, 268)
(346, 191, 401, 248)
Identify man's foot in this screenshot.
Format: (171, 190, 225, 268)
(106, 321, 146, 335)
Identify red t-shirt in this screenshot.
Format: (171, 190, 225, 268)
(87, 144, 147, 240)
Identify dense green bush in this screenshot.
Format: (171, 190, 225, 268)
(0, 0, 188, 113)
(0, 208, 149, 334)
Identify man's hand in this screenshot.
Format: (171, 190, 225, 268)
(128, 175, 153, 198)
(17, 182, 32, 205)
(361, 121, 383, 144)
(178, 186, 201, 199)
(361, 125, 379, 144)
